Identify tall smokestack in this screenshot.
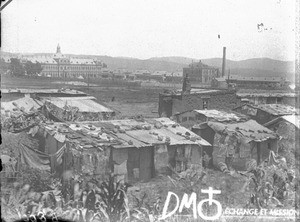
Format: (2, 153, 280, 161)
(222, 47, 226, 77)
(182, 73, 191, 95)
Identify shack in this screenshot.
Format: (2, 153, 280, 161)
(173, 109, 249, 129)
(159, 88, 240, 117)
(184, 110, 278, 170)
(233, 103, 298, 125)
(264, 115, 300, 168)
(1, 88, 88, 102)
(28, 117, 210, 183)
(236, 90, 298, 106)
(1, 94, 116, 123)
(41, 96, 116, 121)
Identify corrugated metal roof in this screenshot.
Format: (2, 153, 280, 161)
(193, 110, 249, 122)
(1, 88, 87, 95)
(47, 96, 96, 100)
(1, 97, 43, 113)
(165, 88, 232, 96)
(229, 75, 285, 82)
(44, 97, 114, 113)
(254, 104, 298, 116)
(207, 119, 277, 143)
(237, 92, 297, 98)
(41, 117, 211, 149)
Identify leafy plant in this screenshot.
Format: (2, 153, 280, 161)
(167, 164, 206, 192)
(96, 174, 130, 222)
(19, 166, 54, 192)
(130, 192, 161, 222)
(1, 183, 62, 222)
(242, 158, 293, 209)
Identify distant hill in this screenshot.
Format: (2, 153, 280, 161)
(150, 56, 294, 72)
(1, 51, 295, 81)
(150, 57, 295, 81)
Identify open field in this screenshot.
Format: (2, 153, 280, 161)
(1, 76, 166, 117)
(79, 87, 160, 118)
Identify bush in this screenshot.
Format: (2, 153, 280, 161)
(19, 166, 53, 192)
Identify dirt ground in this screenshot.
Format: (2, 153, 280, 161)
(78, 86, 161, 118)
(1, 76, 165, 118)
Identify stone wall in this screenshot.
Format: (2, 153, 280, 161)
(171, 91, 240, 115)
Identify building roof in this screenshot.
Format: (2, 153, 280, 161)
(2, 54, 103, 65)
(250, 104, 298, 116)
(44, 97, 114, 113)
(1, 88, 88, 96)
(193, 109, 249, 122)
(166, 72, 183, 77)
(163, 88, 232, 96)
(264, 115, 300, 129)
(229, 75, 286, 82)
(214, 77, 227, 82)
(133, 70, 151, 75)
(152, 71, 168, 76)
(41, 117, 211, 150)
(188, 61, 212, 69)
(19, 55, 57, 64)
(237, 91, 297, 98)
(1, 97, 43, 115)
(70, 58, 95, 65)
(206, 119, 277, 143)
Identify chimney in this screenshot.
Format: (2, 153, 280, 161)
(182, 73, 191, 95)
(222, 47, 226, 77)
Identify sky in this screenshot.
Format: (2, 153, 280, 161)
(1, 0, 296, 61)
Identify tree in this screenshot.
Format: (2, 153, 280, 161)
(25, 61, 34, 75)
(0, 58, 9, 75)
(9, 58, 25, 76)
(25, 61, 43, 76)
(35, 62, 43, 74)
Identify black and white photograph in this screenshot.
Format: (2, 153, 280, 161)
(0, 0, 299, 221)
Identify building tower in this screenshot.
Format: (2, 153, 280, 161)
(56, 44, 61, 54)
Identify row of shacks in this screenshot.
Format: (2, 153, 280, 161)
(1, 91, 299, 184)
(172, 104, 299, 170)
(1, 95, 210, 183)
(1, 117, 210, 183)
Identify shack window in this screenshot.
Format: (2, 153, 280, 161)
(203, 99, 209, 109)
(182, 117, 188, 122)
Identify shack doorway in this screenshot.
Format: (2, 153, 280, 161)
(139, 147, 154, 182)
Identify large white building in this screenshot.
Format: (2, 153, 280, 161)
(20, 44, 107, 78)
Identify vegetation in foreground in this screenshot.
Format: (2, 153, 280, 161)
(1, 157, 299, 222)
